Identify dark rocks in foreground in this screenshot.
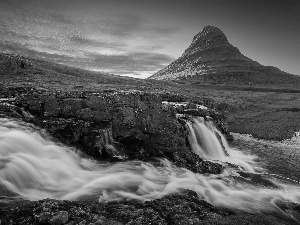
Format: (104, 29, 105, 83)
(0, 190, 297, 225)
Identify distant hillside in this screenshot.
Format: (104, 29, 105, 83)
(0, 53, 137, 89)
(149, 26, 300, 85)
(0, 53, 182, 94)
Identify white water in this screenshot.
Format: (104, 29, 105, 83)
(99, 128, 125, 159)
(186, 117, 254, 172)
(1, 118, 300, 214)
(186, 117, 224, 159)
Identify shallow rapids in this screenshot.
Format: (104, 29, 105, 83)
(1, 118, 300, 214)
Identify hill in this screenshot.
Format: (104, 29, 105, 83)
(149, 26, 300, 86)
(1, 51, 300, 141)
(0, 52, 184, 94)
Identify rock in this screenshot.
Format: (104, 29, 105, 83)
(0, 53, 35, 71)
(0, 102, 22, 118)
(0, 88, 225, 174)
(50, 211, 69, 225)
(14, 91, 188, 162)
(187, 103, 197, 110)
(37, 212, 52, 224)
(0, 87, 228, 174)
(1, 190, 297, 225)
(14, 92, 222, 173)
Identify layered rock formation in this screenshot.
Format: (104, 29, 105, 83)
(150, 26, 300, 85)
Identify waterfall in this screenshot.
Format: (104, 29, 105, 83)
(99, 129, 125, 159)
(186, 117, 226, 159)
(2, 118, 300, 215)
(186, 117, 254, 172)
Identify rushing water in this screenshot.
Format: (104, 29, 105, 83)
(186, 117, 254, 172)
(231, 133, 300, 182)
(1, 118, 300, 216)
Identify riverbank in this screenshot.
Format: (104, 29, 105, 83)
(183, 84, 300, 141)
(2, 53, 300, 224)
(1, 110, 300, 224)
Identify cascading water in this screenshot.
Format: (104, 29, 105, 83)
(186, 117, 225, 159)
(186, 117, 254, 172)
(1, 118, 300, 216)
(99, 128, 125, 159)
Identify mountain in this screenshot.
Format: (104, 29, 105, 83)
(149, 25, 300, 85)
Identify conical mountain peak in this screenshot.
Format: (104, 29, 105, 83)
(192, 25, 225, 42)
(149, 25, 297, 84)
(183, 25, 230, 57)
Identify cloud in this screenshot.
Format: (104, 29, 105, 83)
(79, 51, 176, 76)
(0, 40, 175, 76)
(0, 0, 179, 77)
(0, 41, 77, 64)
(69, 35, 127, 51)
(48, 13, 77, 25)
(90, 52, 175, 68)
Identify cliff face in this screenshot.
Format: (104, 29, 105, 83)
(149, 26, 300, 85)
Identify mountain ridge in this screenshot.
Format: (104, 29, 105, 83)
(149, 25, 299, 85)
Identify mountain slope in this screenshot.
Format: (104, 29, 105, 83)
(149, 25, 300, 85)
(0, 52, 182, 93)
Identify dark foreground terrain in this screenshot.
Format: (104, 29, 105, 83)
(2, 190, 299, 225)
(1, 53, 300, 224)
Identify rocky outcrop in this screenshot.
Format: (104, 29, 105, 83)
(0, 88, 223, 174)
(0, 53, 35, 71)
(15, 91, 180, 158)
(0, 190, 231, 225)
(149, 26, 300, 85)
(163, 101, 232, 141)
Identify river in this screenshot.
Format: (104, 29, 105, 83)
(1, 117, 300, 218)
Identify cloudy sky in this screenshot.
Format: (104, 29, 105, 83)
(0, 0, 299, 78)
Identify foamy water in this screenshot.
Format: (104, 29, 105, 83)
(1, 118, 300, 215)
(232, 133, 300, 181)
(186, 117, 255, 172)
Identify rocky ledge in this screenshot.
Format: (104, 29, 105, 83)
(0, 87, 224, 174)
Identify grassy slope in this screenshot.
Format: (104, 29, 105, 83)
(0, 53, 187, 94)
(182, 83, 300, 140)
(1, 52, 300, 140)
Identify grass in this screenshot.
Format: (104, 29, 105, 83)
(2, 52, 300, 140)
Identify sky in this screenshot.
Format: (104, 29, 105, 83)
(0, 0, 299, 78)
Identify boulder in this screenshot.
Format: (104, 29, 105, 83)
(50, 211, 68, 225)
